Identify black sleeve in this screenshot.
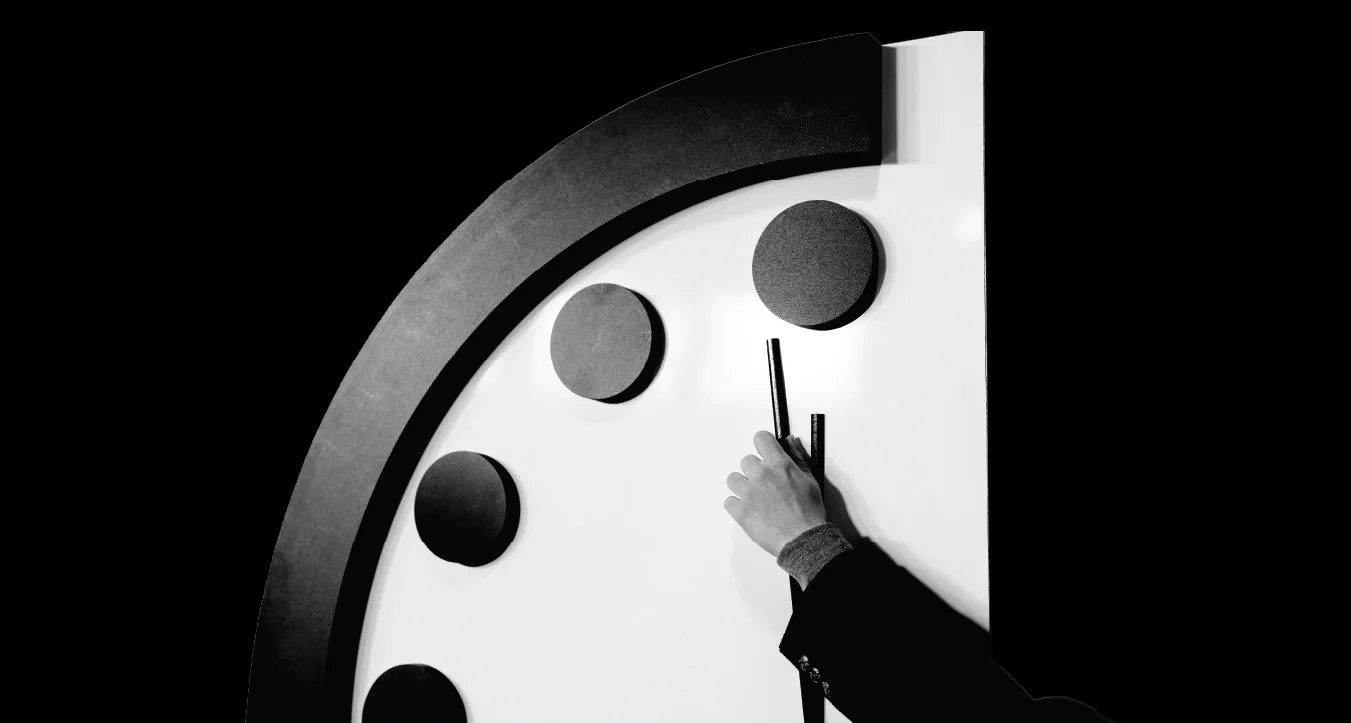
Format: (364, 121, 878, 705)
(778, 543, 1114, 722)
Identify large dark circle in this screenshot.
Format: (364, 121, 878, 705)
(752, 200, 876, 328)
(414, 451, 520, 566)
(550, 283, 657, 400)
(362, 664, 466, 723)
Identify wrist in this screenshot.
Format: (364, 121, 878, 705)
(776, 522, 852, 590)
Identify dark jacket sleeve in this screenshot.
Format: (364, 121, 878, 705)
(778, 541, 1113, 722)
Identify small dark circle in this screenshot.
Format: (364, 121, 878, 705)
(363, 663, 467, 723)
(752, 200, 877, 328)
(550, 283, 657, 400)
(414, 451, 520, 566)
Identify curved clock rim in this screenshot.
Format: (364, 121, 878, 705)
(247, 34, 884, 722)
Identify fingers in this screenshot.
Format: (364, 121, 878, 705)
(739, 454, 762, 478)
(784, 435, 813, 471)
(726, 471, 749, 497)
(723, 495, 744, 520)
(753, 430, 791, 467)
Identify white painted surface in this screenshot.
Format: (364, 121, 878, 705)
(355, 31, 984, 723)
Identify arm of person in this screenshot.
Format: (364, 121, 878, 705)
(776, 523, 995, 720)
(780, 526, 1115, 722)
(725, 431, 1114, 723)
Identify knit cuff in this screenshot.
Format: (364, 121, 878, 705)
(776, 522, 852, 590)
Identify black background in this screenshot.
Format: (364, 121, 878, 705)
(219, 29, 1156, 721)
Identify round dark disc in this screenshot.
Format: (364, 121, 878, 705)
(414, 451, 520, 566)
(362, 664, 467, 723)
(752, 200, 877, 328)
(550, 283, 657, 400)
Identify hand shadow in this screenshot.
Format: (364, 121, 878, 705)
(816, 463, 991, 632)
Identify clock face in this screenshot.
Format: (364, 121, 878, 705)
(352, 32, 986, 722)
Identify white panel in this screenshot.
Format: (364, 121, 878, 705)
(356, 31, 984, 723)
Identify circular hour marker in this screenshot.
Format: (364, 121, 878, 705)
(363, 663, 466, 723)
(752, 200, 878, 329)
(414, 451, 520, 566)
(550, 283, 663, 402)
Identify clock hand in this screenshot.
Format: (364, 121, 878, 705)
(766, 338, 791, 440)
(766, 338, 827, 723)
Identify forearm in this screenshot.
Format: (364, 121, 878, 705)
(776, 530, 994, 720)
(775, 531, 1113, 721)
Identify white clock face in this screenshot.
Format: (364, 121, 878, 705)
(354, 32, 985, 723)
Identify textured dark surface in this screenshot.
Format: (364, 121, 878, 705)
(550, 284, 656, 401)
(414, 452, 519, 566)
(362, 664, 466, 723)
(752, 200, 877, 328)
(248, 34, 881, 722)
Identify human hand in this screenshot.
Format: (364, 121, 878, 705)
(724, 430, 827, 558)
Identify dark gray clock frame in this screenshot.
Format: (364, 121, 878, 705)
(248, 34, 885, 722)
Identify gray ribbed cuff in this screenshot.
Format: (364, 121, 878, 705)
(777, 522, 852, 590)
